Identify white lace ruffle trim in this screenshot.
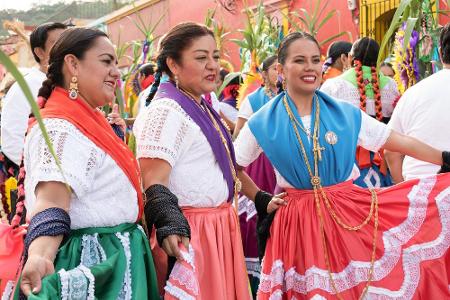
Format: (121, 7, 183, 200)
(259, 177, 450, 297)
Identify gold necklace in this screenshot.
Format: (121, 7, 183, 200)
(282, 94, 379, 300)
(264, 86, 276, 99)
(179, 87, 241, 209)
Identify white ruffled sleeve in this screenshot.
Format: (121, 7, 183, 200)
(233, 123, 263, 167)
(358, 111, 392, 152)
(133, 98, 197, 167)
(24, 119, 102, 199)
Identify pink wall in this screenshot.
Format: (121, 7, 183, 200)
(106, 0, 358, 69)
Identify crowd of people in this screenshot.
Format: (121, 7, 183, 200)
(0, 19, 449, 300)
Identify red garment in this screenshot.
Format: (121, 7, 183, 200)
(29, 87, 143, 220)
(258, 176, 450, 299)
(141, 75, 154, 90)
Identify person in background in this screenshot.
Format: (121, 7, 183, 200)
(135, 62, 156, 114)
(1, 22, 66, 167)
(321, 37, 400, 188)
(380, 62, 395, 78)
(321, 40, 352, 82)
(386, 23, 450, 183)
(218, 75, 241, 132)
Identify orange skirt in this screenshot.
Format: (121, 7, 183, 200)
(258, 175, 450, 299)
(153, 202, 251, 299)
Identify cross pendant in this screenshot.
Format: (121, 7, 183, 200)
(313, 137, 325, 161)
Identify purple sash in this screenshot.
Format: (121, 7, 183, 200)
(154, 82, 236, 201)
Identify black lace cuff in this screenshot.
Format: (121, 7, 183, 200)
(255, 190, 272, 219)
(24, 207, 71, 261)
(439, 151, 450, 174)
(144, 184, 191, 247)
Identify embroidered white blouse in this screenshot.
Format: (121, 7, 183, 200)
(133, 97, 229, 207)
(24, 119, 139, 229)
(234, 111, 391, 188)
(320, 76, 399, 117)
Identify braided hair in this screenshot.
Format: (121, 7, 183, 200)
(351, 37, 383, 121)
(145, 22, 214, 106)
(15, 28, 109, 225)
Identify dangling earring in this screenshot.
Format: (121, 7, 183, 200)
(282, 78, 287, 91)
(174, 75, 179, 90)
(68, 76, 78, 100)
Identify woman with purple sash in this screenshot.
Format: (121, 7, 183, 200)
(133, 22, 250, 299)
(233, 55, 278, 295)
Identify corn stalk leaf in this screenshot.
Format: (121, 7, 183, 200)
(0, 50, 66, 180)
(319, 31, 350, 46)
(403, 17, 419, 49)
(377, 0, 413, 67)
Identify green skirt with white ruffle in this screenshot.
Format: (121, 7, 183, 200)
(14, 223, 159, 300)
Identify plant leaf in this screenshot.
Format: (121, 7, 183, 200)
(377, 0, 413, 67)
(319, 31, 350, 46)
(0, 50, 66, 181)
(403, 17, 419, 49)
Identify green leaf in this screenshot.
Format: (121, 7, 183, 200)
(231, 39, 249, 49)
(403, 17, 419, 49)
(377, 0, 414, 67)
(115, 85, 125, 117)
(316, 9, 336, 32)
(319, 31, 350, 46)
(0, 50, 67, 182)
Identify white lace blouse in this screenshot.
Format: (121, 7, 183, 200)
(24, 119, 139, 229)
(133, 97, 229, 207)
(234, 111, 391, 188)
(320, 77, 399, 117)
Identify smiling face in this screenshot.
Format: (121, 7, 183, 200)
(279, 38, 322, 96)
(66, 36, 120, 108)
(167, 34, 219, 98)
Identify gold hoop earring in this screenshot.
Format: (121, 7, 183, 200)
(69, 76, 78, 100)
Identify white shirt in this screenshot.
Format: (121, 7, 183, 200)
(234, 111, 391, 188)
(320, 75, 399, 117)
(25, 119, 139, 229)
(133, 97, 229, 207)
(1, 67, 46, 165)
(237, 96, 254, 120)
(219, 101, 238, 123)
(388, 69, 450, 180)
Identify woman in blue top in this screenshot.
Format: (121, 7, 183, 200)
(234, 32, 450, 299)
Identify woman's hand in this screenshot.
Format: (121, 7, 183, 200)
(162, 234, 190, 259)
(267, 192, 287, 214)
(20, 255, 54, 296)
(107, 104, 126, 133)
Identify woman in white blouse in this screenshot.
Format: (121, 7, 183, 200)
(234, 31, 450, 299)
(133, 22, 250, 299)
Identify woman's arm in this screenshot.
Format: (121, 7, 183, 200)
(383, 131, 443, 166)
(233, 117, 248, 139)
(21, 181, 71, 296)
(384, 150, 405, 183)
(139, 158, 189, 259)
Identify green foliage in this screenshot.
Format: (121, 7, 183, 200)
(230, 1, 280, 70)
(0, 49, 67, 183)
(285, 0, 351, 47)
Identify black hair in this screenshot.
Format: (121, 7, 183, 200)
(350, 37, 379, 67)
(38, 27, 108, 100)
(145, 22, 214, 106)
(440, 23, 450, 64)
(322, 41, 352, 73)
(139, 62, 156, 77)
(261, 55, 277, 72)
(30, 22, 67, 63)
(219, 68, 229, 82)
(277, 31, 320, 65)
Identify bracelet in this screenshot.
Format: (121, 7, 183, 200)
(255, 190, 273, 219)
